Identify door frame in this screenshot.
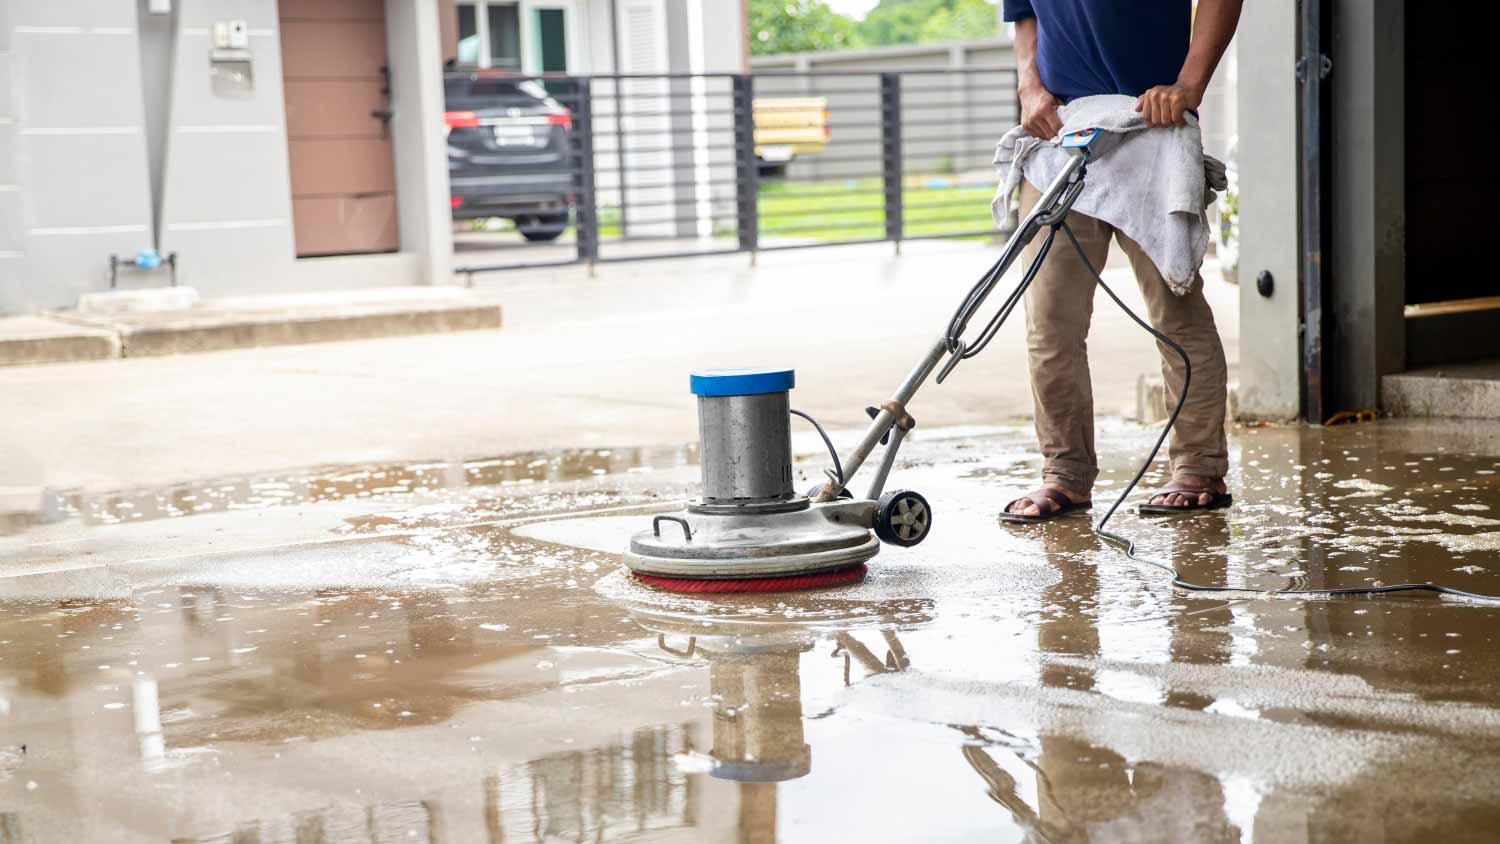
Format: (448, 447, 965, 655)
(520, 0, 581, 74)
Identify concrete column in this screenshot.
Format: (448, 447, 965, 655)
(156, 0, 298, 296)
(949, 44, 971, 170)
(1327, 0, 1404, 410)
(1233, 1, 1301, 420)
(664, 0, 694, 238)
(385, 0, 454, 286)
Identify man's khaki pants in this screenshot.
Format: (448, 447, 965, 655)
(1018, 181, 1229, 496)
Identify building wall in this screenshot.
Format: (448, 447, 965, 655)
(1197, 38, 1236, 164)
(753, 40, 1017, 181)
(752, 36, 1236, 184)
(0, 2, 16, 296)
(1233, 2, 1301, 420)
(567, 0, 742, 238)
(0, 0, 453, 315)
(157, 0, 299, 296)
(0, 1, 157, 314)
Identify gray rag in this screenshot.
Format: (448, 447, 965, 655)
(991, 94, 1228, 296)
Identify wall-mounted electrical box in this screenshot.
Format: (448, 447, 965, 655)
(209, 20, 253, 97)
(212, 19, 249, 49)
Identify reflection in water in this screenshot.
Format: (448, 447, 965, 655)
(0, 813, 24, 844)
(1161, 513, 1235, 712)
(159, 728, 700, 844)
(172, 800, 439, 844)
(635, 609, 922, 842)
(3, 443, 697, 535)
(693, 636, 814, 785)
(132, 676, 165, 768)
(956, 518, 1240, 842)
(491, 726, 697, 842)
(960, 728, 1240, 843)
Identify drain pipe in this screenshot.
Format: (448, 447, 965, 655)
(138, 0, 179, 254)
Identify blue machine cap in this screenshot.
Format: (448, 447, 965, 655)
(689, 367, 795, 397)
(709, 757, 812, 783)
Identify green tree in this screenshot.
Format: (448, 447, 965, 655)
(918, 0, 998, 43)
(748, 0, 862, 55)
(857, 0, 995, 47)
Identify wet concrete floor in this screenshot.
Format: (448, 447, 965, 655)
(3, 419, 1500, 843)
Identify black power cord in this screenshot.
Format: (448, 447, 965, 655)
(1052, 222, 1500, 604)
(791, 408, 845, 486)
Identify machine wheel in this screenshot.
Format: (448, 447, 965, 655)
(806, 483, 853, 500)
(875, 490, 931, 547)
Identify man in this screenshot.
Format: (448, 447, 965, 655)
(1001, 0, 1243, 521)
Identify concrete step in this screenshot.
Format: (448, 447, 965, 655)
(0, 316, 121, 367)
(1383, 358, 1500, 419)
(1133, 373, 1242, 424)
(1, 287, 502, 366)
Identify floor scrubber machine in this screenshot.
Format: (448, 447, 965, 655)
(623, 128, 1108, 593)
(623, 122, 1500, 603)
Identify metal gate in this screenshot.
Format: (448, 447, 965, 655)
(446, 68, 1019, 279)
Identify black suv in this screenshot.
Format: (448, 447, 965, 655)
(445, 73, 573, 241)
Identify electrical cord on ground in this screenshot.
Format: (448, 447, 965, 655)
(1050, 221, 1500, 605)
(790, 408, 844, 486)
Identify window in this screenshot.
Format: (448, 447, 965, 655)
(456, 1, 523, 70)
(457, 5, 479, 65)
(487, 4, 522, 69)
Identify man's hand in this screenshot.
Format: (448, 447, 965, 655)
(1020, 84, 1064, 140)
(1012, 17, 1061, 140)
(1134, 82, 1203, 128)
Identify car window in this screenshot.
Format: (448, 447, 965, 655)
(444, 76, 558, 111)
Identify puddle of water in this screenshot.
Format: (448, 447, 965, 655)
(0, 425, 1026, 540)
(0, 443, 699, 538)
(4, 420, 1500, 841)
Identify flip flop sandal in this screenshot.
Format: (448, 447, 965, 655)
(1137, 483, 1233, 515)
(998, 488, 1093, 524)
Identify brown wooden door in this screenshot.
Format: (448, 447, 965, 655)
(279, 0, 399, 257)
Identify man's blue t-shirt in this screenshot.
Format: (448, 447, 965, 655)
(1003, 0, 1191, 102)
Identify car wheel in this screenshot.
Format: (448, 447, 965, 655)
(519, 213, 569, 242)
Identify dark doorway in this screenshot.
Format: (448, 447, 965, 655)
(1405, 12, 1491, 307)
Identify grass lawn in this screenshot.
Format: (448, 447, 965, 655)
(467, 174, 998, 244)
(755, 175, 998, 242)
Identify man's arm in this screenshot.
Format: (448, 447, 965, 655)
(1015, 17, 1063, 139)
(1135, 0, 1244, 127)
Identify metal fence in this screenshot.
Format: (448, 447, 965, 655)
(448, 68, 1019, 278)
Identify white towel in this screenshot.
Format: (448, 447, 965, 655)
(991, 94, 1227, 296)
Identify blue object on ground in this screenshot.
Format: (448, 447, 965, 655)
(135, 248, 162, 270)
(689, 368, 795, 397)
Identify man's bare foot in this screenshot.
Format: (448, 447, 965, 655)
(1146, 475, 1227, 508)
(1005, 483, 1090, 518)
